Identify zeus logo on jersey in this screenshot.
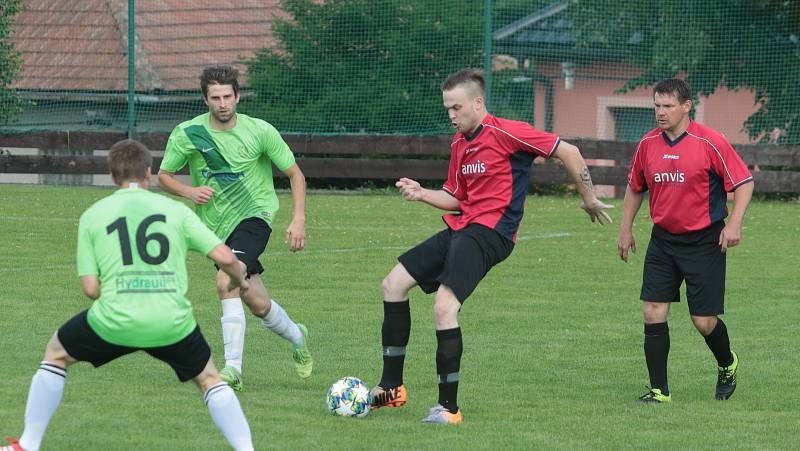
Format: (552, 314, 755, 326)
(653, 171, 685, 183)
(461, 160, 486, 175)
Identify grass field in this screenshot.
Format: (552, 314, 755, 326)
(0, 184, 798, 450)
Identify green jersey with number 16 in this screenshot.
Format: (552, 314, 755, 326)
(77, 187, 221, 347)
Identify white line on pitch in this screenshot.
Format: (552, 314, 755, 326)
(517, 232, 572, 240)
(0, 216, 77, 223)
(0, 232, 572, 272)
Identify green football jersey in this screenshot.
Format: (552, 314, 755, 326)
(160, 112, 296, 240)
(77, 187, 222, 347)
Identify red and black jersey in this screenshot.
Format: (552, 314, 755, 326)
(442, 114, 560, 242)
(628, 121, 753, 234)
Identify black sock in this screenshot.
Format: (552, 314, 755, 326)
(703, 318, 733, 367)
(644, 322, 670, 394)
(379, 300, 411, 388)
(436, 327, 462, 414)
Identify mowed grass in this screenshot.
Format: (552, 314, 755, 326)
(0, 184, 798, 450)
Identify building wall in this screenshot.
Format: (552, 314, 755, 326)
(529, 65, 759, 144)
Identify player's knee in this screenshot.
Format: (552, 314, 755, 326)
(433, 298, 459, 324)
(215, 271, 234, 298)
(691, 315, 717, 335)
(247, 299, 269, 318)
(380, 274, 393, 296)
(381, 273, 403, 299)
(642, 302, 668, 323)
(194, 371, 222, 393)
(43, 332, 73, 368)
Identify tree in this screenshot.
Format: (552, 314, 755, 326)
(243, 0, 483, 134)
(569, 0, 800, 143)
(0, 0, 24, 124)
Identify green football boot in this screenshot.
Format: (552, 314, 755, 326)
(219, 366, 243, 392)
(292, 323, 313, 379)
(716, 351, 739, 400)
(638, 387, 671, 404)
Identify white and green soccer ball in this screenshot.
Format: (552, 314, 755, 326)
(326, 376, 370, 418)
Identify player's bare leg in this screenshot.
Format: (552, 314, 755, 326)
(432, 286, 460, 330)
(371, 264, 417, 410)
(195, 357, 254, 451)
(381, 263, 418, 302)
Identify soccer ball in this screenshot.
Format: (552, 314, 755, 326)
(326, 376, 370, 418)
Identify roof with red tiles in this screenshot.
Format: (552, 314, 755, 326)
(11, 0, 284, 91)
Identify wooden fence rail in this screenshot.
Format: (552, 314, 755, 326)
(1, 131, 798, 192)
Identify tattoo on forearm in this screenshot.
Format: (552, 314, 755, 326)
(579, 166, 594, 191)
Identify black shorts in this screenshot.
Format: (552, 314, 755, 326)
(222, 217, 272, 276)
(58, 310, 212, 382)
(641, 220, 726, 316)
(398, 223, 514, 303)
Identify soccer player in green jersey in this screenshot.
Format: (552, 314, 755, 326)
(158, 65, 312, 390)
(3, 140, 254, 451)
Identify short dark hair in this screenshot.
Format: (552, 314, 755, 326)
(200, 65, 240, 98)
(442, 68, 486, 98)
(108, 139, 152, 184)
(653, 78, 692, 104)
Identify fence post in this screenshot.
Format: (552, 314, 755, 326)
(127, 0, 135, 138)
(483, 0, 492, 110)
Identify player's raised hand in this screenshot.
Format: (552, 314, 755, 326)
(189, 185, 214, 204)
(580, 198, 614, 225)
(285, 219, 307, 252)
(396, 177, 424, 201)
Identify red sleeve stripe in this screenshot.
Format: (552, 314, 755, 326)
(481, 124, 557, 156)
(687, 132, 751, 187)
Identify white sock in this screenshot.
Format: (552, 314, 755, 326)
(221, 298, 246, 373)
(204, 383, 254, 451)
(261, 299, 303, 346)
(19, 362, 67, 451)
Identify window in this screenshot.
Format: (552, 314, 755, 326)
(611, 107, 654, 141)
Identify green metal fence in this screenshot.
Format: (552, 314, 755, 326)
(2, 0, 798, 143)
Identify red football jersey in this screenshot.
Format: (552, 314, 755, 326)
(628, 121, 753, 234)
(442, 114, 560, 242)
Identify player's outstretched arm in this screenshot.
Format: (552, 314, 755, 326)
(157, 169, 214, 205)
(618, 186, 644, 263)
(208, 244, 249, 291)
(551, 141, 613, 225)
(396, 177, 461, 211)
(79, 275, 100, 300)
(282, 163, 307, 252)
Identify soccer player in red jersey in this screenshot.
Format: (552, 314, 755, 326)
(618, 78, 754, 403)
(369, 68, 614, 424)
